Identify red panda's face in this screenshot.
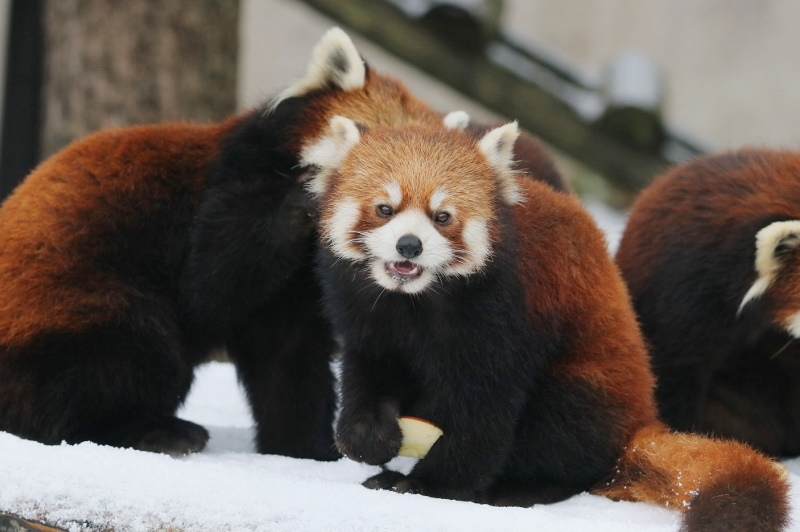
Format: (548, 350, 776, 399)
(738, 220, 800, 337)
(304, 116, 522, 294)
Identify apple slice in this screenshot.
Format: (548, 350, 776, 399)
(397, 416, 443, 459)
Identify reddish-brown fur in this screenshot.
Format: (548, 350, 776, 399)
(616, 149, 800, 460)
(514, 178, 789, 529)
(514, 179, 658, 420)
(0, 25, 567, 457)
(0, 69, 443, 348)
(319, 126, 791, 531)
(323, 127, 501, 255)
(599, 425, 789, 529)
(618, 149, 800, 300)
(284, 72, 442, 156)
(0, 121, 236, 349)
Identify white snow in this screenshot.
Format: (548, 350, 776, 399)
(1, 205, 799, 531)
(0, 362, 681, 532)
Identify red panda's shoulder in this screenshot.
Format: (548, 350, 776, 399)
(511, 177, 657, 424)
(0, 120, 238, 347)
(512, 178, 607, 267)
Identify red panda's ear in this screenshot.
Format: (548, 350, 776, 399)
(443, 110, 470, 131)
(302, 116, 362, 197)
(268, 27, 366, 112)
(478, 122, 522, 205)
(739, 220, 800, 314)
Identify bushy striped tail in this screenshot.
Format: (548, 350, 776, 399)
(593, 423, 790, 532)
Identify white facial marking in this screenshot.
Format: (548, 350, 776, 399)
(362, 209, 454, 293)
(324, 198, 365, 260)
(384, 182, 403, 208)
(365, 210, 452, 267)
(429, 188, 450, 213)
(443, 110, 470, 130)
(738, 220, 800, 314)
(445, 218, 492, 276)
(785, 312, 800, 339)
(267, 28, 365, 113)
(370, 260, 435, 294)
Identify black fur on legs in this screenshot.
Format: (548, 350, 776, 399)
(90, 416, 209, 457)
(177, 101, 341, 460)
(322, 228, 623, 501)
(335, 397, 403, 466)
(179, 99, 320, 340)
(226, 258, 340, 461)
(480, 481, 584, 507)
(0, 297, 202, 455)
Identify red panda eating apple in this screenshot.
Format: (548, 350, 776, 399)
(0, 27, 560, 458)
(616, 149, 800, 458)
(304, 117, 790, 531)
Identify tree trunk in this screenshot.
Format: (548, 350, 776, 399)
(41, 0, 239, 157)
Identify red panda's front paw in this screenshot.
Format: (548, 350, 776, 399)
(363, 470, 424, 494)
(334, 400, 402, 465)
(364, 471, 476, 502)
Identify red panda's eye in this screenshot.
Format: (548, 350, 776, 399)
(376, 204, 393, 218)
(435, 212, 451, 226)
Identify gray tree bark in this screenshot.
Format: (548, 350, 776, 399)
(41, 0, 239, 157)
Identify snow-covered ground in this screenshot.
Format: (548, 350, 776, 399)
(2, 204, 799, 531)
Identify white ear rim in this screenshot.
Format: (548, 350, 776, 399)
(443, 110, 470, 130)
(478, 122, 522, 205)
(302, 116, 361, 197)
(267, 27, 366, 113)
(738, 220, 800, 314)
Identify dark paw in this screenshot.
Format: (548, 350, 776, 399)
(109, 417, 209, 456)
(480, 482, 583, 507)
(335, 400, 402, 465)
(363, 470, 425, 495)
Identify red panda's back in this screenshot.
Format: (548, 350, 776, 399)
(0, 121, 233, 347)
(617, 149, 800, 295)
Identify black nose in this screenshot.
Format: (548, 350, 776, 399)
(396, 234, 423, 258)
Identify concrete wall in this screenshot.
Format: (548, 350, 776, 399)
(241, 0, 800, 151)
(506, 0, 800, 149)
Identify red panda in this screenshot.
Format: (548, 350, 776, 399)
(304, 118, 790, 531)
(616, 149, 800, 458)
(0, 27, 561, 458)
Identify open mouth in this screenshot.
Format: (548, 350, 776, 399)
(385, 261, 423, 283)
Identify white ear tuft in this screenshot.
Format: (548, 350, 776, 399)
(443, 110, 470, 130)
(301, 116, 361, 196)
(478, 122, 522, 205)
(739, 220, 800, 314)
(268, 28, 366, 112)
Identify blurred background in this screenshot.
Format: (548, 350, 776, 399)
(0, 0, 798, 205)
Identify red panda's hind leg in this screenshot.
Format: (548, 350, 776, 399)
(84, 415, 209, 457)
(0, 297, 205, 455)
